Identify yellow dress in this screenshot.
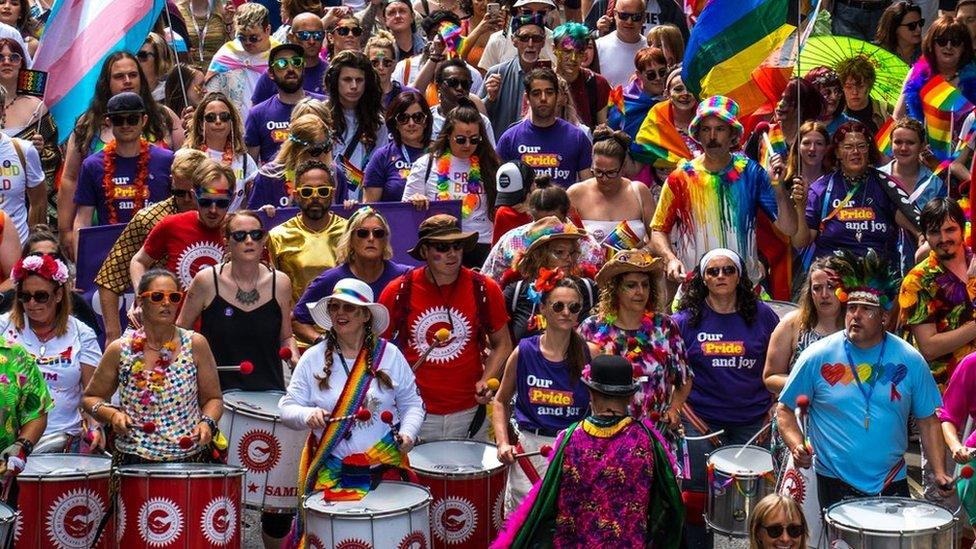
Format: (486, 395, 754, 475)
(267, 213, 348, 320)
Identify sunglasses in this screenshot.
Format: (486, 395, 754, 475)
(237, 33, 263, 44)
(396, 111, 427, 125)
(900, 18, 924, 30)
(371, 57, 395, 68)
(139, 290, 184, 304)
(0, 52, 22, 64)
(171, 188, 193, 199)
(760, 523, 804, 539)
(453, 135, 482, 146)
(430, 241, 465, 253)
(109, 113, 142, 127)
(355, 228, 387, 239)
(204, 111, 232, 123)
(297, 186, 333, 199)
(197, 194, 231, 209)
(440, 77, 472, 91)
(615, 10, 643, 21)
(549, 301, 582, 314)
(326, 301, 361, 313)
(295, 30, 326, 41)
(935, 36, 963, 47)
(271, 56, 305, 70)
(644, 67, 669, 81)
(334, 26, 363, 37)
(705, 265, 738, 277)
(229, 229, 266, 242)
(136, 50, 156, 61)
(17, 291, 51, 304)
(515, 33, 545, 44)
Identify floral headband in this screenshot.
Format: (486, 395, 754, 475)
(526, 267, 565, 305)
(12, 254, 69, 285)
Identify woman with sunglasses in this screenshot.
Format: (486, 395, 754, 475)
(403, 99, 500, 266)
(83, 269, 223, 465)
(187, 92, 256, 210)
(327, 13, 368, 57)
(875, 1, 924, 65)
(493, 273, 594, 513)
(364, 90, 432, 203)
(748, 494, 808, 549)
(247, 113, 338, 209)
(614, 47, 668, 141)
(138, 33, 174, 101)
(366, 31, 419, 110)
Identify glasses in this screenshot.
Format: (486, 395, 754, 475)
(900, 18, 924, 30)
(549, 301, 582, 314)
(371, 57, 395, 68)
(430, 241, 465, 253)
(615, 10, 643, 21)
(555, 48, 583, 60)
(136, 50, 156, 61)
(705, 265, 738, 277)
(396, 111, 427, 125)
(109, 113, 142, 126)
(644, 67, 669, 81)
(17, 291, 51, 304)
(293, 137, 331, 157)
(936, 36, 963, 47)
(237, 33, 263, 44)
(139, 290, 184, 304)
(550, 249, 580, 260)
(840, 143, 869, 152)
(196, 192, 231, 209)
(327, 301, 360, 313)
(592, 167, 620, 178)
(171, 188, 193, 199)
(761, 523, 804, 539)
(296, 186, 334, 199)
(515, 33, 545, 44)
(229, 229, 266, 242)
(295, 30, 326, 41)
(355, 228, 387, 239)
(440, 77, 472, 91)
(0, 52, 22, 64)
(453, 135, 482, 146)
(334, 26, 363, 37)
(271, 56, 305, 70)
(204, 111, 232, 123)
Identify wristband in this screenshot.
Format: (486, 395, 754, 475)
(15, 438, 33, 457)
(200, 415, 218, 434)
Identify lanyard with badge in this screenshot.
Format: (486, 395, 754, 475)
(843, 333, 887, 430)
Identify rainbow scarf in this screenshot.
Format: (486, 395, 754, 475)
(284, 339, 388, 549)
(314, 431, 407, 500)
(632, 101, 694, 169)
(920, 75, 974, 161)
(875, 117, 894, 157)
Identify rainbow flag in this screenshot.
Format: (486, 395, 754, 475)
(921, 76, 974, 161)
(438, 21, 466, 55)
(16, 69, 46, 98)
(767, 124, 787, 156)
(632, 100, 694, 168)
(340, 156, 365, 192)
(608, 85, 625, 119)
(603, 221, 643, 251)
(875, 117, 894, 157)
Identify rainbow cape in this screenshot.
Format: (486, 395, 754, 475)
(920, 75, 975, 161)
(875, 117, 894, 157)
(607, 79, 659, 139)
(206, 38, 275, 77)
(632, 101, 694, 168)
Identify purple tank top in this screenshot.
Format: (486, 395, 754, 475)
(514, 335, 590, 432)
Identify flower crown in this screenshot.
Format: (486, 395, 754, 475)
(12, 255, 69, 285)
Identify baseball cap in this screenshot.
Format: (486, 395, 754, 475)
(106, 92, 145, 115)
(495, 160, 535, 206)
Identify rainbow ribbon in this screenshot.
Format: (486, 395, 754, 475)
(875, 117, 894, 157)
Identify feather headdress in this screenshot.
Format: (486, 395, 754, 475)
(831, 249, 899, 310)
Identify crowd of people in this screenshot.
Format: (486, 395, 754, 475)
(4, 0, 976, 547)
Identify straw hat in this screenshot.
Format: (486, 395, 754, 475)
(594, 249, 663, 286)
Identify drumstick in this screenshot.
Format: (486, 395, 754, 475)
(381, 409, 404, 446)
(216, 361, 255, 375)
(733, 422, 772, 459)
(412, 329, 452, 371)
(324, 408, 372, 424)
(477, 377, 500, 397)
(513, 444, 553, 459)
(942, 464, 974, 489)
(278, 347, 293, 360)
(796, 394, 813, 453)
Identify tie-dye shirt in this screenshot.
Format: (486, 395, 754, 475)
(651, 153, 777, 281)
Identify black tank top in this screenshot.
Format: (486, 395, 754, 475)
(200, 264, 285, 391)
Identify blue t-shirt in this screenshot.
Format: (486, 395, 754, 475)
(250, 61, 328, 105)
(673, 301, 779, 426)
(496, 119, 593, 188)
(363, 141, 425, 202)
(245, 93, 326, 164)
(75, 145, 173, 226)
(514, 335, 590, 432)
(780, 331, 941, 494)
(293, 261, 412, 324)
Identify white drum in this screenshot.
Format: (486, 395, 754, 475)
(706, 445, 776, 537)
(220, 390, 306, 511)
(0, 503, 14, 548)
(825, 497, 958, 549)
(304, 481, 432, 549)
(778, 452, 823, 548)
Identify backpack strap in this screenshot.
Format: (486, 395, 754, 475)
(10, 138, 26, 172)
(390, 267, 420, 347)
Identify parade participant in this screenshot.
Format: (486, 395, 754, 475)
(838, 55, 890, 136)
(326, 13, 368, 57)
(367, 31, 418, 110)
(632, 67, 702, 186)
(778, 250, 950, 508)
(804, 67, 852, 136)
(783, 121, 830, 208)
(875, 1, 924, 65)
(493, 274, 594, 512)
(186, 92, 256, 210)
(95, 149, 204, 343)
(745, 78, 823, 153)
(792, 121, 921, 264)
(478, 0, 556, 71)
(646, 24, 684, 67)
(177, 0, 237, 68)
(293, 206, 410, 345)
(612, 47, 668, 142)
(162, 64, 207, 114)
(391, 10, 485, 96)
(205, 2, 276, 114)
(267, 160, 348, 349)
(364, 90, 432, 202)
(379, 214, 512, 440)
(280, 278, 424, 545)
(492, 161, 538, 245)
(384, 0, 425, 61)
(0, 83, 43, 244)
(129, 160, 230, 290)
(481, 13, 548, 141)
(428, 59, 495, 143)
(271, 0, 324, 41)
(252, 12, 328, 103)
(748, 494, 808, 549)
(580, 249, 692, 462)
(494, 354, 683, 548)
(595, 0, 648, 87)
(138, 33, 173, 100)
(0, 253, 99, 453)
(247, 113, 334, 209)
(457, 0, 503, 69)
(403, 101, 500, 266)
(651, 96, 796, 285)
(497, 67, 593, 188)
(83, 269, 223, 464)
(674, 248, 780, 546)
(553, 22, 610, 129)
(0, 0, 37, 56)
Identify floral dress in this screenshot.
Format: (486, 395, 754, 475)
(0, 340, 52, 450)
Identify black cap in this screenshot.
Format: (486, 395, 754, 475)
(582, 355, 640, 396)
(106, 92, 145, 115)
(269, 43, 305, 61)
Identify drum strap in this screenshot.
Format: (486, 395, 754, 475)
(680, 403, 722, 447)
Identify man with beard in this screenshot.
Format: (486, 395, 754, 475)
(245, 44, 325, 164)
(481, 14, 548, 141)
(252, 13, 329, 104)
(651, 96, 797, 285)
(266, 160, 348, 350)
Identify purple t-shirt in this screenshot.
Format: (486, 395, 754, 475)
(673, 301, 779, 426)
(805, 170, 899, 260)
(250, 61, 328, 105)
(363, 141, 425, 202)
(245, 93, 325, 164)
(497, 119, 593, 188)
(514, 335, 590, 432)
(293, 261, 412, 324)
(75, 145, 173, 226)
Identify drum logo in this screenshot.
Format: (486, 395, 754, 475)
(238, 429, 281, 473)
(46, 488, 105, 548)
(492, 492, 504, 531)
(138, 497, 184, 547)
(432, 496, 477, 544)
(411, 307, 471, 364)
(12, 510, 20, 543)
(307, 534, 326, 549)
(781, 468, 806, 503)
(399, 531, 428, 549)
(336, 539, 372, 549)
(201, 496, 237, 546)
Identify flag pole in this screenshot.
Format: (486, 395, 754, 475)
(161, 2, 190, 111)
(795, 0, 802, 182)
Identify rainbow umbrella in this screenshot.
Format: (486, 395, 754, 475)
(795, 35, 909, 105)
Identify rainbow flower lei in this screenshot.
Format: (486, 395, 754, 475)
(682, 152, 749, 185)
(590, 313, 669, 378)
(435, 151, 481, 218)
(130, 330, 179, 407)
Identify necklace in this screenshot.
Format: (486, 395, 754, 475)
(231, 265, 260, 305)
(103, 138, 151, 225)
(435, 151, 481, 218)
(0, 95, 19, 129)
(130, 328, 179, 407)
(843, 333, 887, 430)
(31, 322, 57, 356)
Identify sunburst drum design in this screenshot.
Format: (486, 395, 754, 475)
(303, 481, 432, 549)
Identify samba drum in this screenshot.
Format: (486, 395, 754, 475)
(410, 440, 507, 548)
(778, 451, 823, 547)
(768, 300, 799, 320)
(0, 503, 14, 549)
(16, 453, 112, 548)
(219, 390, 305, 511)
(303, 481, 432, 549)
(116, 463, 243, 548)
(825, 497, 958, 549)
(706, 445, 776, 537)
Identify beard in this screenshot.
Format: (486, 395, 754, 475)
(303, 203, 326, 220)
(276, 76, 303, 94)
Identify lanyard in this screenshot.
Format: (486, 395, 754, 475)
(843, 333, 887, 430)
(819, 177, 864, 233)
(188, 1, 214, 64)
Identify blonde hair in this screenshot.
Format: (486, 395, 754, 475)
(192, 158, 236, 190)
(172, 149, 208, 182)
(334, 208, 394, 263)
(291, 97, 333, 128)
(143, 32, 173, 78)
(266, 114, 331, 177)
(235, 3, 270, 29)
(365, 29, 396, 58)
(645, 24, 684, 66)
(748, 495, 808, 549)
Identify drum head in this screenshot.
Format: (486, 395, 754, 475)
(305, 482, 432, 518)
(117, 462, 244, 478)
(21, 454, 111, 479)
(0, 502, 13, 523)
(826, 497, 954, 533)
(410, 440, 503, 476)
(708, 445, 773, 475)
(767, 300, 799, 320)
(223, 390, 286, 418)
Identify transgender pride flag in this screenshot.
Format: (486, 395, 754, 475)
(33, 0, 164, 143)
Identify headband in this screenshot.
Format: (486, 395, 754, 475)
(698, 248, 743, 274)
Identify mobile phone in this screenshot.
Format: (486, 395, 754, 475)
(487, 3, 500, 14)
(535, 59, 552, 69)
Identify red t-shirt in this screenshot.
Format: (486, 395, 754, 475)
(492, 206, 533, 245)
(142, 211, 226, 288)
(379, 267, 509, 415)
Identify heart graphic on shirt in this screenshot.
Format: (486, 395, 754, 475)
(821, 363, 845, 386)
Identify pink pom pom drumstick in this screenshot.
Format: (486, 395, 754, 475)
(513, 445, 553, 459)
(324, 408, 372, 424)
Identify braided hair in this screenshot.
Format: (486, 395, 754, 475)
(315, 322, 393, 390)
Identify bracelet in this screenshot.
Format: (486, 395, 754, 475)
(15, 437, 33, 457)
(200, 415, 218, 433)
